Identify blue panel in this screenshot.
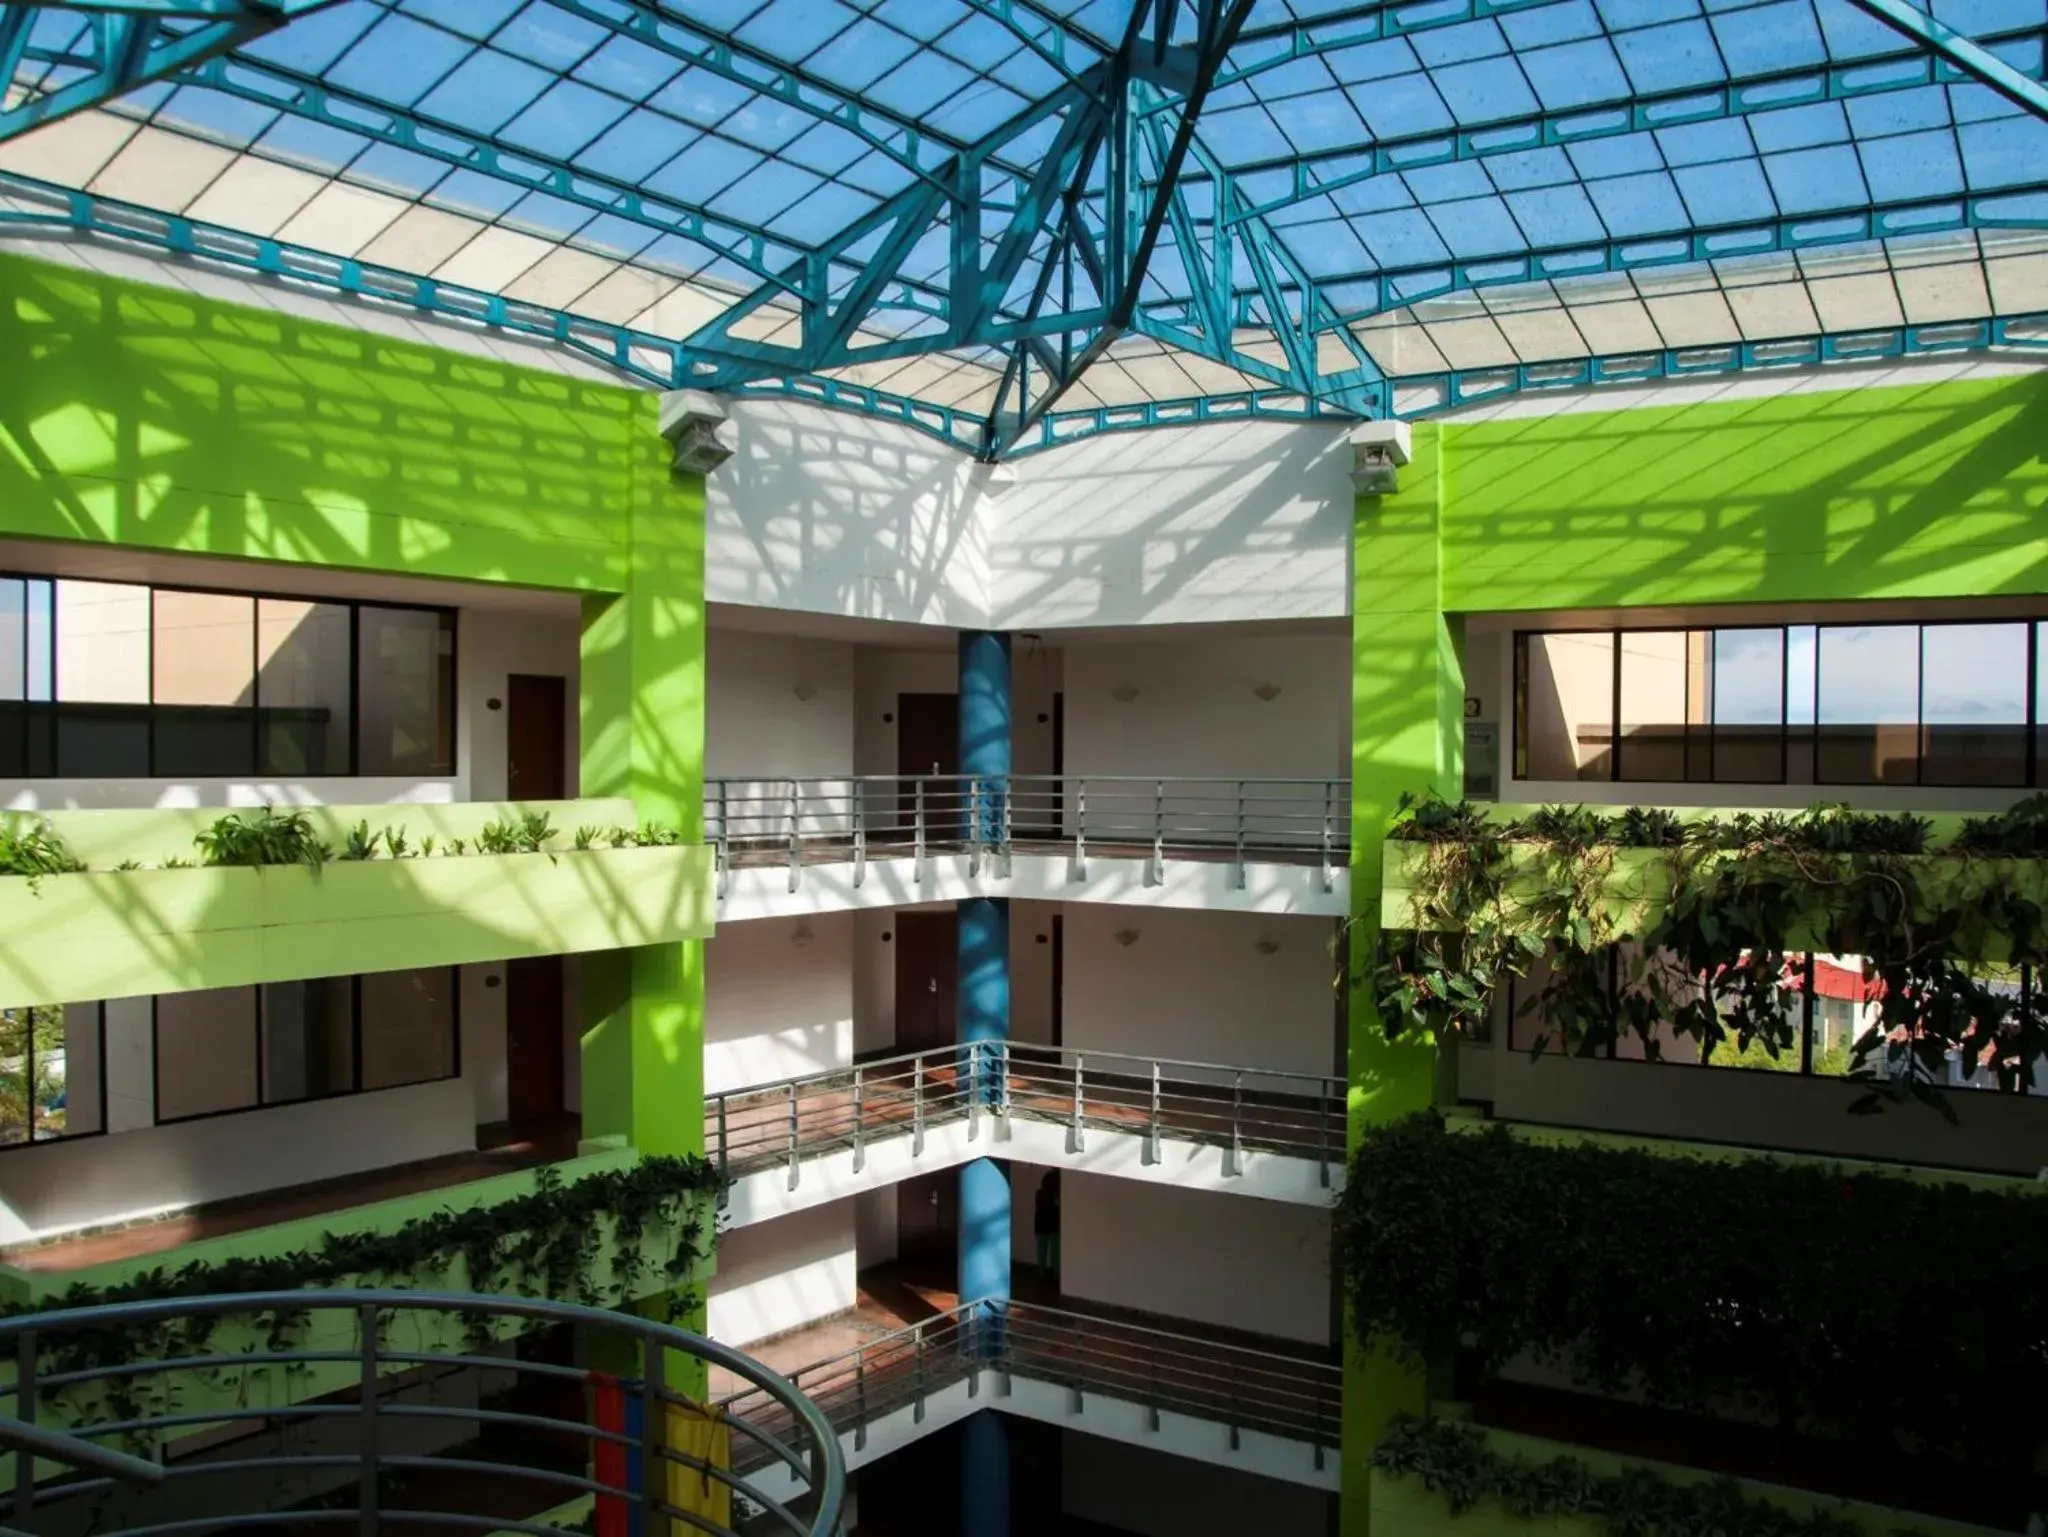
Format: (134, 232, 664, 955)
(961, 1410, 1011, 1537)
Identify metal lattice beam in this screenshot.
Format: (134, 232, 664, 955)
(1839, 0, 2048, 123)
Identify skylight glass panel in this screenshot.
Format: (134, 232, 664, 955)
(494, 5, 609, 71)
(573, 35, 682, 101)
(413, 50, 553, 134)
(398, 0, 525, 43)
(324, 14, 473, 106)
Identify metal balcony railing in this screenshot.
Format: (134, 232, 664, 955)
(0, 1289, 843, 1537)
(706, 1042, 1346, 1193)
(702, 774, 1350, 894)
(718, 1301, 1341, 1476)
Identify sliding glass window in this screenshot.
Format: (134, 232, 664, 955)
(1516, 617, 2045, 789)
(0, 1003, 105, 1147)
(0, 575, 451, 779)
(153, 969, 458, 1125)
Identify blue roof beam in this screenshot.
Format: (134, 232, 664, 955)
(0, 1, 337, 144)
(1839, 0, 2048, 123)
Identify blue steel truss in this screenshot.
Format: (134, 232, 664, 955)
(3, 0, 2046, 456)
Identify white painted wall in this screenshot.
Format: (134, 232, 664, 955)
(706, 1197, 857, 1349)
(852, 646, 956, 777)
(854, 1185, 897, 1268)
(458, 608, 580, 803)
(705, 400, 994, 628)
(705, 626, 854, 777)
(1061, 1173, 1332, 1346)
(1063, 1429, 1334, 1537)
(1062, 630, 1350, 782)
(994, 421, 1354, 629)
(1062, 904, 1338, 1083)
(704, 910, 854, 1094)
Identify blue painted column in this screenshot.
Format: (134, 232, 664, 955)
(956, 629, 1011, 1329)
(961, 1411, 1011, 1537)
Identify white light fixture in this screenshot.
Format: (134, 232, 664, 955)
(1110, 682, 1140, 703)
(658, 389, 734, 477)
(1113, 928, 1140, 948)
(1349, 419, 1412, 496)
(792, 679, 818, 702)
(1253, 938, 1280, 956)
(1252, 682, 1282, 702)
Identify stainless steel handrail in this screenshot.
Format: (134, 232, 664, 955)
(716, 1299, 1340, 1472)
(0, 1288, 845, 1537)
(702, 774, 1349, 894)
(706, 1041, 1345, 1190)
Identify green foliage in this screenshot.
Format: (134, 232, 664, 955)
(1373, 1415, 1927, 1537)
(1339, 1117, 2048, 1471)
(384, 826, 413, 859)
(339, 820, 381, 861)
(477, 811, 556, 856)
(8, 1155, 725, 1424)
(0, 1005, 73, 1139)
(0, 822, 85, 889)
(574, 824, 601, 851)
(1368, 795, 2048, 1111)
(194, 808, 331, 870)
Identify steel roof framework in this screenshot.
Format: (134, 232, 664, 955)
(0, 0, 2043, 458)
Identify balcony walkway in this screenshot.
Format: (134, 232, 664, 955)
(717, 1262, 1340, 1501)
(710, 1043, 1345, 1228)
(0, 1116, 580, 1275)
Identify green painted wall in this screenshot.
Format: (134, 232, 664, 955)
(1343, 371, 2048, 1534)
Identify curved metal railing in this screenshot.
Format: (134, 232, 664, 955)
(0, 1289, 845, 1537)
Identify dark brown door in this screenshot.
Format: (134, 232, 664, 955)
(507, 674, 567, 800)
(896, 691, 957, 832)
(897, 1170, 957, 1274)
(506, 954, 565, 1128)
(894, 909, 958, 1054)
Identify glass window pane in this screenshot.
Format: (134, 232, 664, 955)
(1816, 625, 1920, 784)
(2039, 624, 2048, 788)
(261, 978, 356, 1103)
(54, 581, 149, 776)
(155, 988, 259, 1121)
(152, 590, 257, 777)
(358, 608, 455, 776)
(359, 968, 457, 1090)
(32, 1003, 102, 1139)
(1617, 631, 1691, 783)
(0, 1005, 30, 1145)
(1786, 624, 1817, 786)
(26, 580, 51, 703)
(1710, 628, 1785, 783)
(0, 578, 23, 703)
(258, 600, 353, 776)
(1520, 632, 1615, 781)
(1921, 623, 2028, 787)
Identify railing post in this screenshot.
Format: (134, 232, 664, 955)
(785, 1080, 800, 1192)
(1148, 1353, 1160, 1433)
(715, 1095, 730, 1196)
(359, 1301, 381, 1537)
(999, 774, 1014, 876)
(1069, 1054, 1085, 1154)
(1235, 779, 1247, 889)
(1228, 1361, 1241, 1451)
(853, 779, 867, 888)
(1151, 778, 1165, 884)
(968, 1039, 982, 1143)
(855, 1353, 869, 1451)
(713, 780, 730, 900)
(915, 777, 927, 881)
(1321, 779, 1335, 894)
(1228, 1071, 1243, 1177)
(786, 778, 802, 893)
(1147, 1061, 1161, 1166)
(1319, 1079, 1332, 1189)
(1069, 1315, 1084, 1412)
(640, 1357, 668, 1537)
(998, 1040, 1012, 1133)
(914, 1323, 927, 1423)
(1072, 777, 1087, 880)
(852, 1065, 866, 1173)
(13, 1328, 36, 1519)
(913, 1053, 926, 1156)
(967, 774, 982, 876)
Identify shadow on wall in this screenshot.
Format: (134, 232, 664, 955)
(992, 419, 1356, 629)
(0, 253, 644, 591)
(1441, 375, 2048, 609)
(707, 400, 991, 627)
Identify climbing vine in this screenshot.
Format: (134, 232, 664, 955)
(1360, 795, 2048, 1113)
(6, 1154, 723, 1429)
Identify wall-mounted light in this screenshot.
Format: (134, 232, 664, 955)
(1110, 683, 1140, 704)
(792, 679, 818, 702)
(1252, 939, 1280, 957)
(791, 922, 814, 948)
(1113, 928, 1140, 948)
(1251, 682, 1282, 703)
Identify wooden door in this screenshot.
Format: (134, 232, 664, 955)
(896, 1170, 957, 1275)
(506, 954, 565, 1128)
(895, 691, 957, 832)
(507, 674, 567, 801)
(894, 909, 958, 1054)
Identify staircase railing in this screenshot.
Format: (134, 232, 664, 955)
(705, 1042, 1345, 1192)
(0, 1288, 844, 1537)
(718, 1300, 1340, 1474)
(702, 774, 1349, 894)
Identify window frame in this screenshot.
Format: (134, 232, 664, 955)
(0, 1002, 109, 1152)
(1512, 616, 2047, 791)
(149, 969, 462, 1128)
(0, 572, 458, 781)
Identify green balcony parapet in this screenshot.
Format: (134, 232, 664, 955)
(0, 798, 713, 1007)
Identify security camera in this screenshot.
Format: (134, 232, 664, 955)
(1349, 419, 1412, 496)
(658, 389, 734, 476)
